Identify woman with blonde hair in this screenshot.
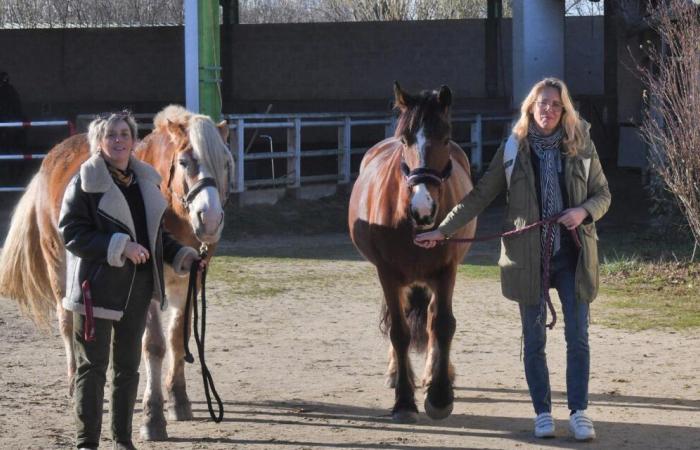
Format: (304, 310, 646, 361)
(415, 77, 610, 441)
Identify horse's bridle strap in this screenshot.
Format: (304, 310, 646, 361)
(401, 159, 453, 187)
(183, 178, 217, 208)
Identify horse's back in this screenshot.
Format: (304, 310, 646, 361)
(40, 134, 91, 219)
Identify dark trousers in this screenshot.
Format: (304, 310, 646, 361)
(519, 247, 590, 414)
(73, 269, 153, 448)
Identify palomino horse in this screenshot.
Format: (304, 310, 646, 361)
(0, 105, 233, 440)
(348, 83, 477, 422)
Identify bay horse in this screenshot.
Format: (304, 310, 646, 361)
(348, 83, 477, 422)
(0, 105, 233, 440)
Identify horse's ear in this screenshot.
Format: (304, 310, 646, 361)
(393, 81, 408, 110)
(438, 85, 452, 111)
(217, 120, 229, 142)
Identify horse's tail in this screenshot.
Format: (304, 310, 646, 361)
(380, 285, 431, 352)
(0, 176, 57, 328)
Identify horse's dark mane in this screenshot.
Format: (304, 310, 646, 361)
(394, 90, 451, 142)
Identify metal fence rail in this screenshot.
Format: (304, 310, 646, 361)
(3, 112, 513, 193)
(0, 119, 75, 192)
(225, 111, 513, 193)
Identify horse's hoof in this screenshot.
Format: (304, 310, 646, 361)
(392, 409, 418, 423)
(139, 423, 168, 441)
(168, 387, 193, 421)
(384, 376, 396, 389)
(168, 401, 193, 421)
(142, 399, 168, 440)
(424, 396, 453, 420)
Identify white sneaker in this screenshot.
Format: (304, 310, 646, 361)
(534, 412, 555, 438)
(569, 410, 596, 441)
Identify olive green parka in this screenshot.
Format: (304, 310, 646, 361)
(438, 123, 611, 305)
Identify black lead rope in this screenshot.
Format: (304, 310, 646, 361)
(183, 250, 224, 423)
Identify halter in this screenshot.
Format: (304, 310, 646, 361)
(181, 177, 218, 210)
(400, 158, 453, 188)
(166, 150, 231, 212)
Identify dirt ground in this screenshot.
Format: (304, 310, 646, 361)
(1, 227, 699, 450)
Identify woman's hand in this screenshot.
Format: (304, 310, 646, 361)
(124, 241, 150, 265)
(558, 207, 589, 230)
(413, 229, 446, 249)
(183, 253, 207, 273)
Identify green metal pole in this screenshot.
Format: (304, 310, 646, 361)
(198, 0, 221, 121)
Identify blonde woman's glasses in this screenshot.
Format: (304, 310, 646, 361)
(535, 101, 564, 113)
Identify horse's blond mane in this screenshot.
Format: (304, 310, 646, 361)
(154, 104, 233, 200)
(154, 104, 192, 130)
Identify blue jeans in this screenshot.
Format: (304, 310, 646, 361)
(519, 248, 590, 414)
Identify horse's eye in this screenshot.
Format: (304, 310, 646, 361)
(178, 159, 188, 168)
(400, 136, 407, 145)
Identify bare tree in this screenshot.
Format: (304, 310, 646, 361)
(239, 0, 320, 24)
(238, 0, 490, 23)
(320, 0, 486, 21)
(0, 0, 183, 28)
(637, 0, 700, 250)
(565, 0, 605, 16)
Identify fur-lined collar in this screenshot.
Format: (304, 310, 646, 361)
(77, 152, 167, 254)
(80, 153, 162, 194)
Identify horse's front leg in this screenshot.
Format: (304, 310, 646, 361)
(378, 270, 416, 423)
(140, 300, 169, 441)
(163, 272, 193, 421)
(422, 267, 457, 420)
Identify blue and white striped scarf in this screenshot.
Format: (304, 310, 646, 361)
(527, 123, 564, 256)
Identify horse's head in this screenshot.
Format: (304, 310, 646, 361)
(393, 82, 453, 231)
(158, 106, 233, 245)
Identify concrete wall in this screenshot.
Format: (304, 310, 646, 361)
(0, 17, 603, 118)
(230, 20, 486, 101)
(0, 27, 184, 117)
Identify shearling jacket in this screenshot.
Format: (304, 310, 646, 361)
(438, 122, 611, 305)
(59, 153, 197, 320)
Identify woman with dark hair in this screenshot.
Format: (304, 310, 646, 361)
(415, 77, 611, 441)
(59, 111, 202, 450)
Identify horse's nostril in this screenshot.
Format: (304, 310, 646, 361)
(198, 210, 205, 224)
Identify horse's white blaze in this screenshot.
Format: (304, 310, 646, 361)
(188, 176, 224, 243)
(416, 128, 427, 166)
(189, 186, 223, 233)
(411, 183, 434, 220)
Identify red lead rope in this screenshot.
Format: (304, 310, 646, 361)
(81, 280, 96, 342)
(441, 213, 581, 329)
